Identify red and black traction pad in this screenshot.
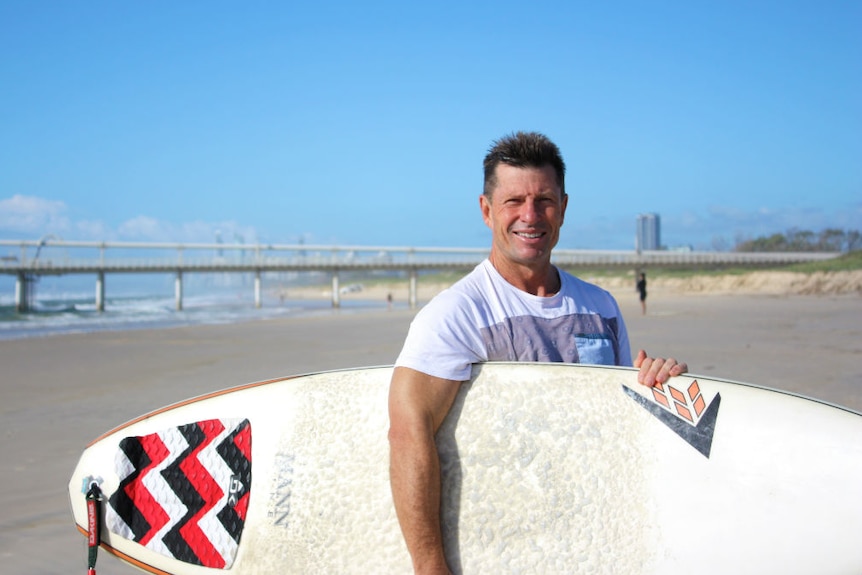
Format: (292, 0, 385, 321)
(106, 418, 252, 569)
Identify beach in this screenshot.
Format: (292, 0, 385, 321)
(1, 286, 861, 574)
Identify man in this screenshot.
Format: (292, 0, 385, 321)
(388, 132, 686, 575)
(637, 272, 648, 315)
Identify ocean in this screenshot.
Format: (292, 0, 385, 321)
(0, 280, 391, 341)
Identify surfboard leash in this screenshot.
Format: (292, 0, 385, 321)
(85, 482, 102, 575)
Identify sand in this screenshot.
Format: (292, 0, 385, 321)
(1, 288, 861, 574)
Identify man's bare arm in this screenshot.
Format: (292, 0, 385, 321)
(388, 366, 462, 575)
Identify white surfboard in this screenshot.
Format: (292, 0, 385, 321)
(69, 363, 862, 574)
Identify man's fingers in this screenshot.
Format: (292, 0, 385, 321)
(669, 362, 688, 376)
(637, 357, 688, 387)
(637, 356, 656, 386)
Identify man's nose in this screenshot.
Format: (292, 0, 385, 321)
(520, 199, 540, 222)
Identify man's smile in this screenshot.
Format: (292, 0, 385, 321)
(513, 230, 545, 240)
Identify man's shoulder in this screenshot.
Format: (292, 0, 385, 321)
(421, 263, 492, 314)
(558, 268, 622, 309)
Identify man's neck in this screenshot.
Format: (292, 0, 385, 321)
(488, 257, 560, 297)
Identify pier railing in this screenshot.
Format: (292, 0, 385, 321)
(0, 239, 840, 312)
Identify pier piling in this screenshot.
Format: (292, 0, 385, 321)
(15, 272, 34, 313)
(331, 272, 340, 308)
(96, 272, 105, 312)
(254, 270, 262, 309)
(175, 271, 184, 311)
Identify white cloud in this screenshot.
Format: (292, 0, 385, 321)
(74, 219, 112, 239)
(116, 216, 258, 244)
(0, 194, 261, 244)
(0, 195, 71, 236)
(116, 216, 165, 240)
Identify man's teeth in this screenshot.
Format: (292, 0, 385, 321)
(516, 232, 542, 238)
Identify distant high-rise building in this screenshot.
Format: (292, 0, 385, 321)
(636, 213, 661, 251)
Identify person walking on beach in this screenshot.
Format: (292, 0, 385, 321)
(388, 131, 688, 575)
(637, 271, 648, 315)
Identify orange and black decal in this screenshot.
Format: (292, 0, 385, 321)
(623, 381, 720, 458)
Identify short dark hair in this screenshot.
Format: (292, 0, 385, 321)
(483, 131, 566, 197)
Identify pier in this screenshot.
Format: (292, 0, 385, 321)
(0, 239, 840, 313)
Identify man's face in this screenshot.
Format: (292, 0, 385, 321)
(480, 163, 567, 268)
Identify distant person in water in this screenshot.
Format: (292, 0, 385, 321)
(637, 272, 647, 315)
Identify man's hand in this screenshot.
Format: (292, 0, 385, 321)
(634, 349, 688, 387)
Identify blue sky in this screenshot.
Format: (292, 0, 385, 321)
(1, 0, 860, 251)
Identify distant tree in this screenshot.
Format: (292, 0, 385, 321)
(736, 233, 787, 252)
(818, 228, 846, 252)
(787, 228, 816, 251)
(735, 228, 861, 252)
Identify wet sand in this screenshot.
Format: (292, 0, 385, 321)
(1, 292, 860, 574)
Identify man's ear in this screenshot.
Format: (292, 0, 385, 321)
(479, 194, 493, 228)
(560, 192, 568, 225)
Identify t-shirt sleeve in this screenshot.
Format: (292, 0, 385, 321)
(615, 309, 633, 367)
(394, 291, 486, 381)
(598, 288, 632, 367)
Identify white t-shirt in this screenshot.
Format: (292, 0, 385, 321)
(395, 259, 632, 381)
